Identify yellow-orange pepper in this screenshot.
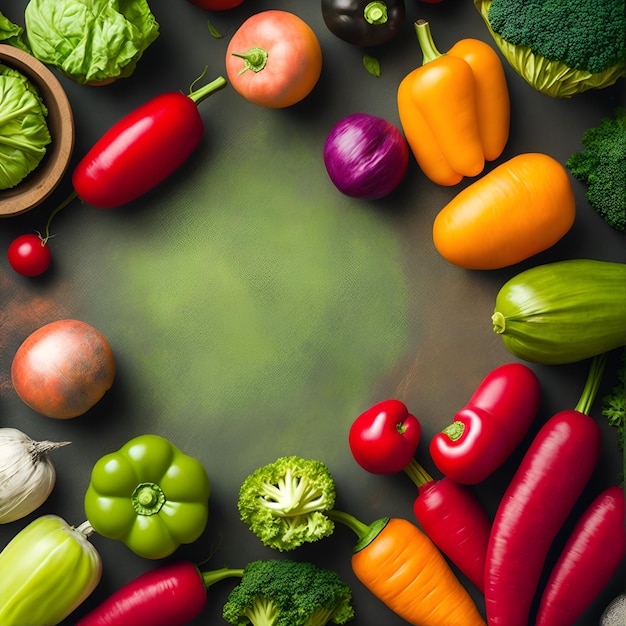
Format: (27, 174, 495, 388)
(397, 20, 510, 186)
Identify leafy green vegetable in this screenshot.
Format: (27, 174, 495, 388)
(363, 55, 380, 77)
(222, 559, 355, 626)
(24, 0, 160, 85)
(0, 63, 51, 190)
(0, 11, 29, 50)
(237, 456, 337, 552)
(473, 0, 626, 97)
(566, 108, 626, 232)
(602, 350, 625, 452)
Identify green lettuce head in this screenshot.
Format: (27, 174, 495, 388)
(0, 63, 51, 190)
(474, 0, 626, 98)
(24, 0, 159, 85)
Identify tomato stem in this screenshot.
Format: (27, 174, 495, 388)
(41, 190, 79, 244)
(231, 47, 269, 74)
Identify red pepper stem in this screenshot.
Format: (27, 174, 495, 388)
(414, 19, 443, 65)
(402, 458, 434, 487)
(187, 74, 228, 106)
(200, 566, 244, 588)
(574, 353, 608, 416)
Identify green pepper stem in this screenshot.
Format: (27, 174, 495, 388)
(131, 482, 166, 515)
(491, 311, 506, 334)
(231, 47, 269, 75)
(364, 1, 388, 25)
(402, 457, 433, 487)
(414, 19, 443, 65)
(575, 353, 608, 415)
(201, 566, 244, 588)
(441, 420, 465, 441)
(74, 520, 95, 538)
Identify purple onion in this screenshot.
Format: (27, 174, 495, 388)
(323, 113, 409, 199)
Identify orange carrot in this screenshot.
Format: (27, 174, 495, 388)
(348, 517, 486, 626)
(432, 152, 576, 269)
(397, 20, 510, 186)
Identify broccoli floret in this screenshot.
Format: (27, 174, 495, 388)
(567, 108, 626, 232)
(486, 0, 625, 74)
(222, 559, 355, 626)
(602, 350, 625, 452)
(237, 456, 337, 552)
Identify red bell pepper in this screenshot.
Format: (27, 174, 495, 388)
(349, 399, 490, 591)
(429, 363, 541, 484)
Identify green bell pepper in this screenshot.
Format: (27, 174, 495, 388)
(84, 434, 210, 559)
(0, 515, 101, 626)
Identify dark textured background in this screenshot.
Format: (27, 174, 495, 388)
(0, 0, 624, 624)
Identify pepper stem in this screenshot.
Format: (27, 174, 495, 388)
(131, 482, 166, 515)
(231, 47, 269, 75)
(575, 353, 608, 416)
(364, 1, 388, 25)
(39, 189, 79, 245)
(441, 420, 465, 441)
(75, 520, 95, 537)
(402, 457, 434, 487)
(187, 69, 228, 106)
(491, 311, 506, 334)
(414, 19, 443, 65)
(201, 566, 244, 588)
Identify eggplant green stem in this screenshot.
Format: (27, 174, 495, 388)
(575, 353, 608, 415)
(414, 19, 443, 65)
(364, 2, 388, 25)
(402, 457, 434, 487)
(232, 47, 268, 74)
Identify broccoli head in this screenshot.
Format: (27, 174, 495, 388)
(222, 559, 355, 626)
(567, 108, 626, 232)
(602, 350, 625, 452)
(238, 456, 337, 551)
(474, 0, 626, 97)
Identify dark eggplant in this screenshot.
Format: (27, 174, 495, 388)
(321, 0, 406, 47)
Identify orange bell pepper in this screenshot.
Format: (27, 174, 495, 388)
(397, 20, 510, 186)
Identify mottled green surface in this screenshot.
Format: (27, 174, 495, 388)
(91, 115, 410, 443)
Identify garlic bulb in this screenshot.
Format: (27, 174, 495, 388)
(0, 428, 70, 523)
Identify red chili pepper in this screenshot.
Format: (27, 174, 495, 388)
(76, 561, 242, 626)
(72, 74, 227, 208)
(535, 485, 625, 626)
(430, 363, 541, 484)
(484, 355, 605, 626)
(348, 399, 421, 474)
(349, 399, 491, 591)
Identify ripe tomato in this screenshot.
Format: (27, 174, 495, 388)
(187, 0, 244, 8)
(7, 234, 52, 277)
(225, 10, 323, 108)
(11, 319, 116, 419)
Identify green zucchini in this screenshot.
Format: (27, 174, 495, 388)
(492, 259, 626, 364)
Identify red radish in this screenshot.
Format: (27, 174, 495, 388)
(484, 355, 606, 626)
(409, 463, 491, 592)
(536, 485, 625, 626)
(76, 561, 242, 626)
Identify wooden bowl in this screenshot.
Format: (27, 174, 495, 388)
(0, 44, 75, 217)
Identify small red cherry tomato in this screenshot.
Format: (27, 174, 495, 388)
(7, 234, 52, 277)
(349, 399, 421, 474)
(187, 0, 244, 8)
(225, 10, 323, 108)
